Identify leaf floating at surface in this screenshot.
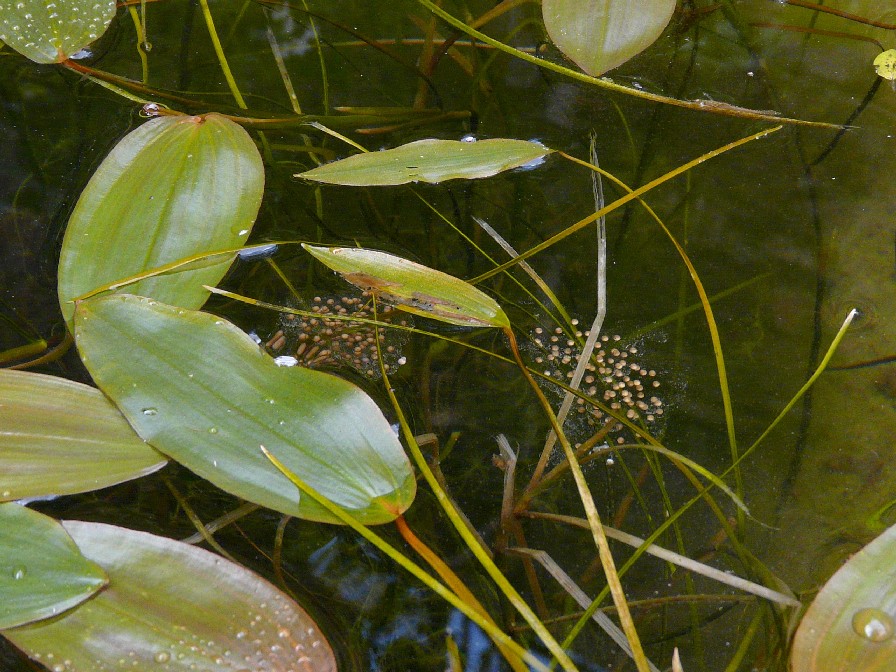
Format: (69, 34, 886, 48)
(791, 523, 896, 671)
(543, 0, 676, 76)
(0, 0, 117, 64)
(874, 50, 896, 81)
(73, 294, 416, 524)
(0, 504, 107, 629)
(296, 138, 551, 185)
(0, 370, 167, 503)
(303, 244, 510, 329)
(57, 113, 264, 325)
(3, 521, 337, 671)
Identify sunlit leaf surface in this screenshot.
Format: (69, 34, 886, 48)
(304, 245, 510, 328)
(73, 294, 416, 524)
(0, 0, 116, 64)
(874, 50, 896, 81)
(296, 138, 550, 185)
(0, 370, 167, 502)
(791, 523, 896, 671)
(57, 113, 264, 325)
(0, 504, 106, 629)
(543, 0, 676, 76)
(4, 521, 337, 671)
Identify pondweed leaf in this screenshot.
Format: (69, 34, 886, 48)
(3, 521, 337, 671)
(0, 504, 106, 629)
(791, 522, 896, 671)
(73, 294, 416, 524)
(543, 0, 676, 76)
(58, 113, 264, 325)
(0, 0, 116, 64)
(303, 245, 510, 329)
(0, 370, 167, 503)
(296, 138, 550, 185)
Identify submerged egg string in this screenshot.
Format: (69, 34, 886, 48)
(529, 321, 665, 445)
(265, 294, 408, 378)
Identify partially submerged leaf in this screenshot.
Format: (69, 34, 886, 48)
(303, 244, 510, 328)
(4, 521, 337, 671)
(73, 294, 416, 524)
(543, 0, 676, 76)
(791, 523, 896, 671)
(0, 369, 167, 503)
(0, 504, 106, 628)
(296, 138, 550, 185)
(0, 0, 116, 64)
(58, 113, 264, 325)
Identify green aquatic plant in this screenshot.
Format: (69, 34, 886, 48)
(0, 1, 890, 670)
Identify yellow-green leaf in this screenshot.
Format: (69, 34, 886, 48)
(543, 0, 676, 76)
(0, 0, 116, 64)
(0, 370, 167, 503)
(0, 504, 107, 628)
(791, 523, 896, 671)
(303, 245, 510, 328)
(874, 50, 896, 81)
(296, 138, 550, 185)
(4, 521, 336, 671)
(57, 113, 264, 326)
(73, 294, 416, 525)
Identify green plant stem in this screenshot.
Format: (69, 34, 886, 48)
(260, 447, 551, 672)
(470, 126, 783, 283)
(197, 0, 248, 109)
(504, 327, 653, 672)
(414, 0, 838, 128)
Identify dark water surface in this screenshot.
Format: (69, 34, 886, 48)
(2, 1, 895, 670)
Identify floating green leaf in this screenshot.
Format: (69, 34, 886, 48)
(0, 370, 167, 503)
(3, 521, 337, 671)
(73, 294, 415, 524)
(874, 49, 896, 81)
(57, 113, 264, 325)
(296, 138, 550, 185)
(303, 245, 510, 328)
(543, 0, 676, 76)
(0, 504, 106, 629)
(0, 0, 116, 64)
(791, 523, 896, 671)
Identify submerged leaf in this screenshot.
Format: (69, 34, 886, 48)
(543, 0, 676, 76)
(0, 0, 116, 64)
(303, 245, 510, 328)
(57, 113, 264, 325)
(0, 370, 167, 503)
(0, 504, 106, 628)
(296, 138, 550, 185)
(4, 521, 337, 671)
(73, 294, 415, 524)
(791, 523, 896, 670)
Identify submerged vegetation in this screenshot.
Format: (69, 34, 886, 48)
(1, 1, 895, 670)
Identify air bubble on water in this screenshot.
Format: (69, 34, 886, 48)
(208, 427, 218, 434)
(154, 652, 170, 663)
(142, 408, 158, 416)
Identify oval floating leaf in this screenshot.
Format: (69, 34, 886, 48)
(58, 113, 264, 325)
(0, 0, 116, 64)
(0, 504, 106, 628)
(296, 138, 550, 185)
(4, 521, 337, 671)
(543, 0, 676, 76)
(73, 294, 415, 524)
(0, 370, 167, 503)
(303, 245, 510, 328)
(874, 49, 896, 81)
(791, 523, 896, 671)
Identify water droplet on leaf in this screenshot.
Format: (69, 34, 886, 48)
(852, 608, 894, 642)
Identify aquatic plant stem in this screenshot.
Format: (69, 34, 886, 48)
(394, 516, 529, 672)
(415, 0, 838, 128)
(504, 327, 653, 672)
(470, 126, 783, 283)
(260, 447, 552, 672)
(197, 0, 248, 109)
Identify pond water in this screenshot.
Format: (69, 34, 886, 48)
(2, 1, 895, 670)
